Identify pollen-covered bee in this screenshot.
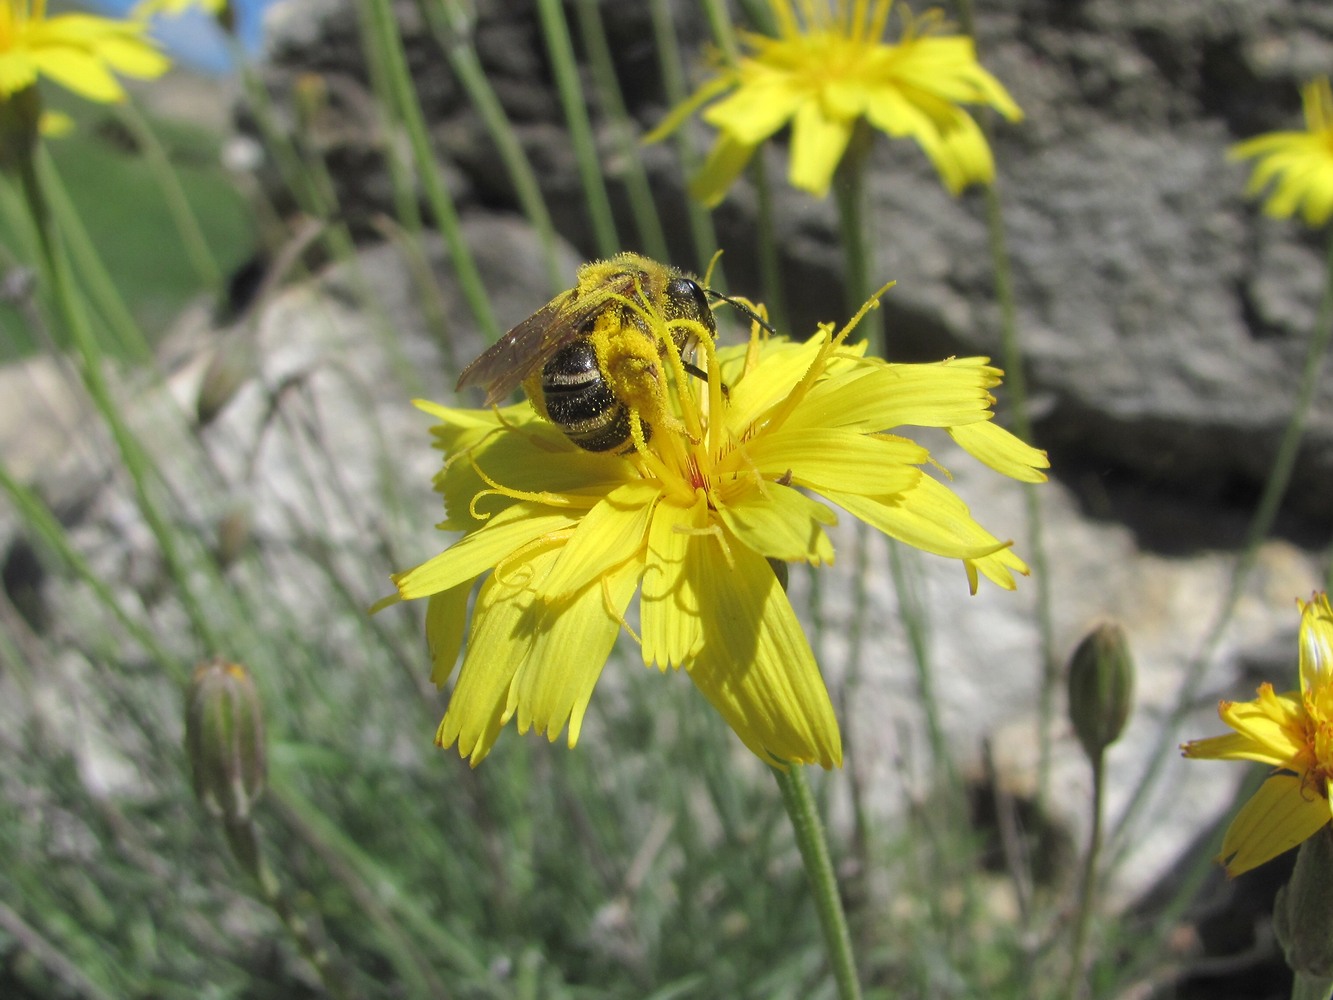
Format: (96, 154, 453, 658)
(456, 253, 718, 453)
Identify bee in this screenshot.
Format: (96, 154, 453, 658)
(455, 253, 719, 453)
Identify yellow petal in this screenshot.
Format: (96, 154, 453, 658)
(782, 358, 1000, 434)
(689, 133, 757, 208)
(30, 48, 127, 102)
(1218, 774, 1330, 877)
(425, 583, 473, 687)
(716, 481, 837, 565)
(641, 494, 707, 670)
(392, 504, 578, 600)
(947, 421, 1049, 483)
(1300, 593, 1333, 693)
(724, 335, 826, 429)
(1181, 731, 1296, 768)
(540, 480, 658, 600)
(733, 427, 925, 496)
(437, 546, 561, 766)
(788, 98, 853, 197)
(686, 535, 842, 768)
(822, 475, 1004, 560)
(1218, 691, 1308, 764)
(702, 75, 805, 145)
(510, 556, 641, 747)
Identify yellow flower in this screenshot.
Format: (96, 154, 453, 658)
(0, 0, 168, 105)
(1182, 593, 1333, 877)
(381, 265, 1048, 769)
(1231, 77, 1333, 228)
(646, 0, 1022, 204)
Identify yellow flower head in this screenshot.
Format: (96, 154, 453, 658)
(647, 0, 1022, 203)
(1182, 593, 1333, 877)
(1231, 77, 1333, 228)
(382, 254, 1048, 770)
(0, 0, 169, 105)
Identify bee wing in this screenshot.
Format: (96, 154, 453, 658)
(455, 273, 645, 407)
(455, 293, 578, 406)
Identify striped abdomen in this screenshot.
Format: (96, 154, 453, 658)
(540, 339, 648, 452)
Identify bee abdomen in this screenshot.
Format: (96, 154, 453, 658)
(541, 340, 647, 453)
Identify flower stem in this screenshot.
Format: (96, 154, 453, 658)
(980, 181, 1058, 807)
(772, 765, 862, 1000)
(417, 1, 563, 293)
(16, 150, 219, 651)
(1065, 751, 1106, 1000)
(535, 0, 620, 259)
(360, 0, 499, 342)
(650, 0, 723, 274)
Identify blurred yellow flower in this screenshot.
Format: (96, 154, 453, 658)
(1183, 593, 1333, 877)
(1231, 77, 1333, 228)
(647, 0, 1022, 204)
(0, 0, 169, 104)
(381, 267, 1047, 769)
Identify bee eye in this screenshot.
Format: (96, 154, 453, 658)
(667, 277, 712, 327)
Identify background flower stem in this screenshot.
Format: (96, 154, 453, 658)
(1065, 750, 1107, 999)
(15, 149, 219, 651)
(980, 181, 1058, 807)
(772, 765, 862, 1000)
(534, 0, 620, 259)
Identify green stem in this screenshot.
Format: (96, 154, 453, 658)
(1065, 752, 1106, 1000)
(114, 100, 223, 291)
(223, 819, 354, 1000)
(832, 126, 876, 341)
(17, 150, 218, 651)
(419, 0, 563, 293)
(981, 183, 1057, 807)
(772, 766, 862, 1000)
(0, 463, 180, 681)
(37, 153, 152, 363)
(535, 0, 620, 258)
(360, 0, 499, 342)
(575, 0, 670, 262)
(1111, 227, 1333, 860)
(751, 153, 788, 330)
(648, 0, 722, 275)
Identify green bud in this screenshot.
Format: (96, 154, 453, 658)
(185, 657, 267, 823)
(1066, 622, 1135, 760)
(1275, 826, 1333, 985)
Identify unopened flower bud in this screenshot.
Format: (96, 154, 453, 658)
(185, 657, 266, 823)
(1067, 622, 1135, 760)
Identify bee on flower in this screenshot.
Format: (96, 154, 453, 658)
(1183, 593, 1333, 877)
(646, 0, 1023, 204)
(379, 254, 1048, 769)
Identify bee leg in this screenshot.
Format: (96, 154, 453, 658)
(682, 360, 730, 399)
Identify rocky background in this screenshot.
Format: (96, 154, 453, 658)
(3, 0, 1332, 996)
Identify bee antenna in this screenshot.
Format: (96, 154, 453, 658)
(705, 289, 778, 337)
